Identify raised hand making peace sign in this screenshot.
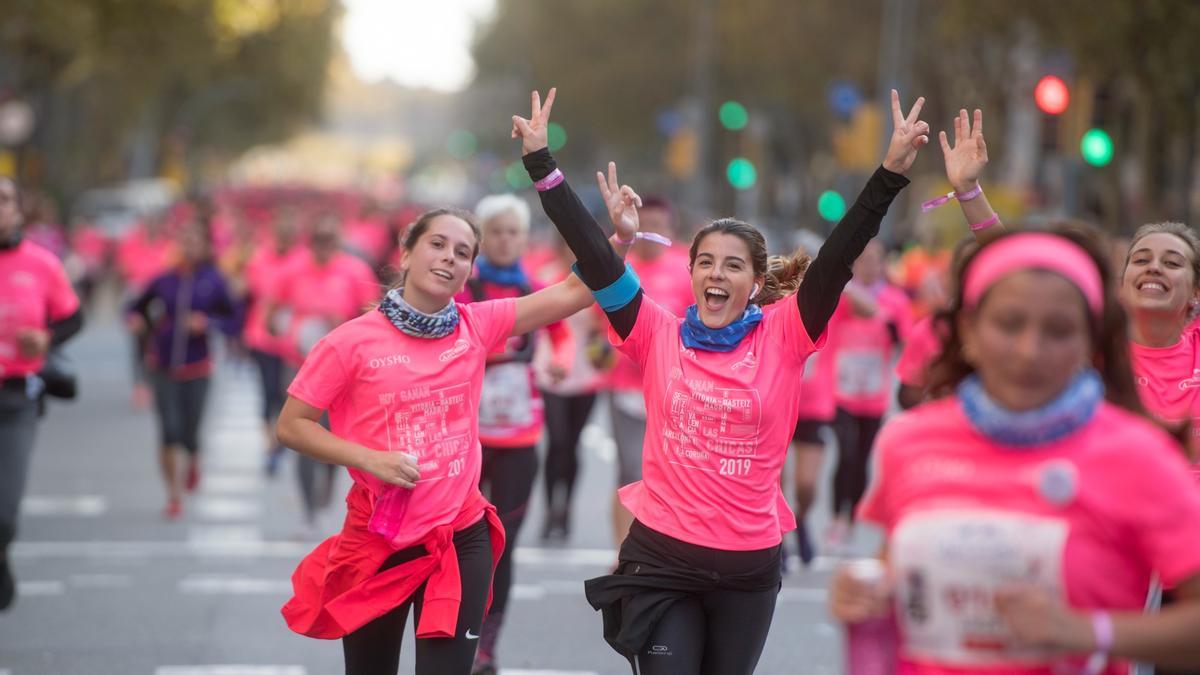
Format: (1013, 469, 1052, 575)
(882, 89, 930, 175)
(512, 87, 557, 155)
(596, 161, 642, 243)
(940, 108, 988, 194)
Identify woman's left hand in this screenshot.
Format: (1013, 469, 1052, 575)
(995, 584, 1095, 653)
(15, 328, 50, 359)
(882, 89, 930, 175)
(596, 161, 642, 243)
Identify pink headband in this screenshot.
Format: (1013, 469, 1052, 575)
(963, 232, 1104, 317)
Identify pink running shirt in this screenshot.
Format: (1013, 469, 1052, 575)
(270, 250, 380, 366)
(613, 294, 824, 550)
(860, 398, 1200, 675)
(0, 240, 81, 378)
(827, 284, 912, 416)
(608, 248, 695, 393)
(1130, 321, 1200, 455)
(287, 299, 517, 550)
(895, 315, 943, 389)
(242, 246, 303, 354)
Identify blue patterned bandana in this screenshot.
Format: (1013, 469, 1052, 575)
(378, 288, 459, 339)
(475, 256, 529, 288)
(957, 368, 1104, 447)
(680, 303, 764, 353)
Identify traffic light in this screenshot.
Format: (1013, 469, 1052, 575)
(726, 158, 756, 190)
(547, 123, 568, 152)
(818, 190, 846, 222)
(1080, 128, 1113, 167)
(1035, 75, 1069, 115)
(719, 101, 749, 131)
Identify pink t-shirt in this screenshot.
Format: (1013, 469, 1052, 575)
(1130, 321, 1200, 452)
(117, 227, 174, 290)
(287, 300, 517, 550)
(608, 248, 695, 393)
(0, 240, 81, 378)
(827, 284, 912, 416)
(613, 294, 824, 550)
(795, 343, 837, 422)
(860, 398, 1200, 675)
(242, 246, 303, 354)
(895, 315, 942, 388)
(271, 251, 380, 366)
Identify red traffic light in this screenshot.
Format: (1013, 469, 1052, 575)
(1035, 76, 1069, 115)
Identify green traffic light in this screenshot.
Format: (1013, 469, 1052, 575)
(505, 161, 533, 190)
(726, 158, 757, 190)
(447, 130, 477, 159)
(548, 123, 568, 152)
(1080, 128, 1113, 167)
(818, 190, 846, 222)
(719, 101, 749, 131)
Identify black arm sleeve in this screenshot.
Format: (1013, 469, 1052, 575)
(48, 310, 83, 347)
(523, 148, 642, 339)
(797, 166, 909, 341)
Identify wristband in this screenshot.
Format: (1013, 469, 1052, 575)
(534, 168, 564, 192)
(1083, 611, 1113, 675)
(921, 183, 983, 212)
(572, 262, 642, 312)
(615, 232, 672, 247)
(968, 214, 1000, 232)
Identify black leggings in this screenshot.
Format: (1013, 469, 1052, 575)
(249, 348, 285, 422)
(832, 408, 883, 519)
(479, 445, 537, 616)
(629, 523, 780, 675)
(342, 519, 493, 675)
(540, 391, 596, 515)
(151, 373, 210, 454)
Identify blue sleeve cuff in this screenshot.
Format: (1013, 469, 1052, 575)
(572, 262, 642, 312)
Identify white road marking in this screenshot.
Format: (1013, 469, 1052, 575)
(154, 662, 307, 667)
(777, 587, 828, 603)
(21, 495, 107, 517)
(501, 670, 599, 675)
(194, 497, 261, 521)
(69, 573, 134, 589)
(201, 473, 263, 494)
(17, 580, 66, 596)
(179, 575, 292, 595)
(187, 526, 263, 545)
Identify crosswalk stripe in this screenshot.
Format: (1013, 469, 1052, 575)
(155, 667, 305, 675)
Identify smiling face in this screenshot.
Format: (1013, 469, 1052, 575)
(961, 270, 1093, 411)
(1121, 231, 1200, 321)
(400, 214, 478, 309)
(690, 231, 764, 328)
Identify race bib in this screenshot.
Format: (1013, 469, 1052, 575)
(296, 317, 334, 357)
(479, 362, 534, 427)
(836, 349, 885, 396)
(891, 509, 1068, 666)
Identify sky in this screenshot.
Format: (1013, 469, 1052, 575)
(341, 0, 497, 92)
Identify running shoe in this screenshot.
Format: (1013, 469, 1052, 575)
(0, 554, 14, 610)
(164, 497, 183, 520)
(185, 462, 201, 493)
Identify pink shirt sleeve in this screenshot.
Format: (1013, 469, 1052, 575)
(44, 253, 80, 321)
(1122, 443, 1200, 587)
(462, 298, 519, 353)
(287, 335, 350, 411)
(763, 295, 825, 363)
(607, 295, 676, 371)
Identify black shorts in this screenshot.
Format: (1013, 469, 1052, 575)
(792, 417, 828, 445)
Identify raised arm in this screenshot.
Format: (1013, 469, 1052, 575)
(797, 90, 926, 342)
(940, 108, 1005, 244)
(514, 88, 645, 339)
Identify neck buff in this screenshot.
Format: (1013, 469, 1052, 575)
(680, 303, 764, 352)
(378, 287, 460, 339)
(957, 368, 1104, 447)
(475, 256, 529, 288)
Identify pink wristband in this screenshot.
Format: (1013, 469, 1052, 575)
(921, 184, 984, 212)
(969, 214, 1000, 231)
(535, 168, 564, 192)
(615, 232, 672, 247)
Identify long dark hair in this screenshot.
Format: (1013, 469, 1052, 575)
(925, 224, 1145, 416)
(689, 218, 810, 306)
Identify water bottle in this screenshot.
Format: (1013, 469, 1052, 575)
(844, 558, 899, 675)
(366, 453, 417, 543)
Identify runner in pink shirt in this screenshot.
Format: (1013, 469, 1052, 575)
(516, 88, 928, 674)
(825, 239, 913, 548)
(117, 214, 177, 409)
(606, 196, 695, 549)
(830, 228, 1200, 675)
(0, 176, 84, 611)
(267, 213, 382, 532)
(242, 210, 303, 476)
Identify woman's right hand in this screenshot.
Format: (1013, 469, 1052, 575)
(512, 87, 557, 155)
(940, 108, 988, 194)
(828, 563, 892, 624)
(360, 449, 421, 489)
(596, 161, 642, 243)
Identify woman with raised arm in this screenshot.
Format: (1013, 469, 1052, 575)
(512, 87, 928, 674)
(275, 201, 612, 674)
